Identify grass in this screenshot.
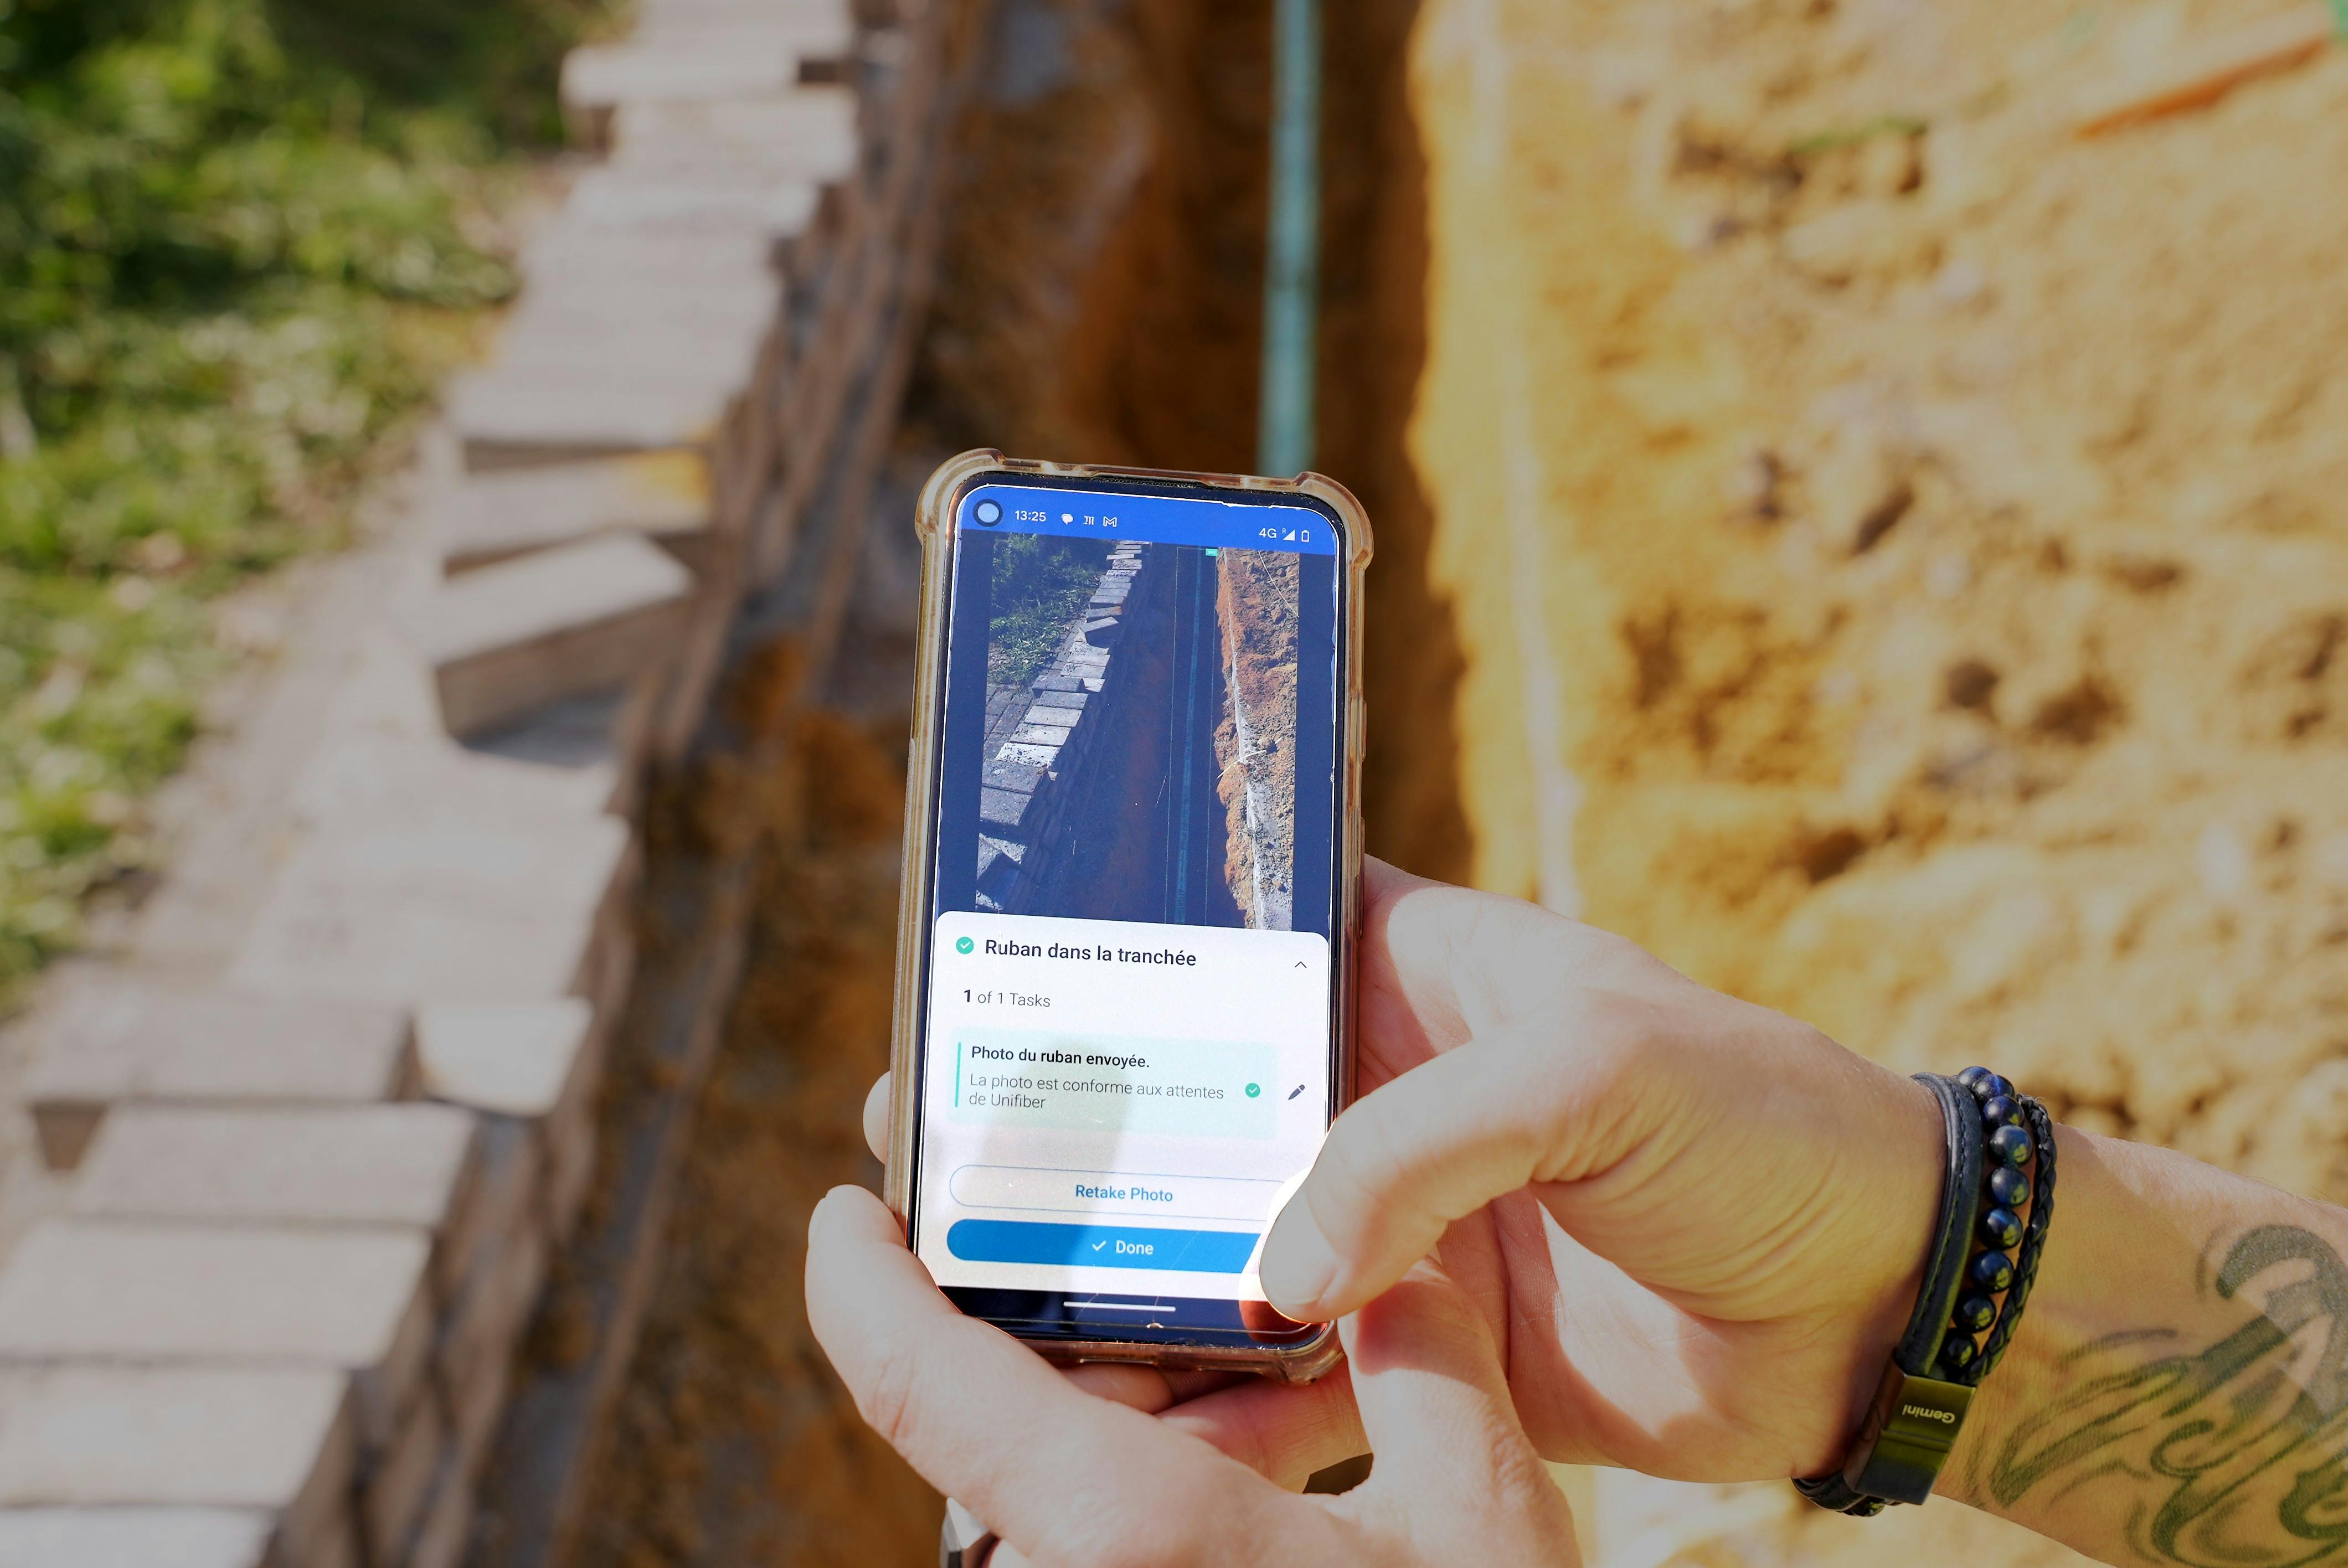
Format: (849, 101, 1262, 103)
(0, 0, 607, 998)
(988, 533, 1112, 690)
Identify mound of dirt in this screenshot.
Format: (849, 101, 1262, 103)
(1407, 0, 2348, 1559)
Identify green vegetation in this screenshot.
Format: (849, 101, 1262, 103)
(0, 0, 605, 996)
(988, 534, 1111, 690)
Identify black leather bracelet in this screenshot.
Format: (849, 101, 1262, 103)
(1794, 1067, 2056, 1516)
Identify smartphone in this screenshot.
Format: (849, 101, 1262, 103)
(884, 451, 1368, 1381)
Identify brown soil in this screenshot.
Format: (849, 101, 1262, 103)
(1213, 549, 1301, 926)
(1408, 0, 2348, 1559)
(571, 0, 1458, 1559)
(915, 0, 1471, 886)
(570, 703, 939, 1568)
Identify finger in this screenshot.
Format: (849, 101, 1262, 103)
(1261, 1025, 1635, 1321)
(1343, 1264, 1579, 1551)
(1155, 1363, 1368, 1489)
(1058, 1361, 1364, 1489)
(1057, 1363, 1230, 1413)
(805, 1187, 1286, 1559)
(862, 1072, 890, 1163)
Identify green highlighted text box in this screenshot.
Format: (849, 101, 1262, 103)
(950, 1030, 1276, 1139)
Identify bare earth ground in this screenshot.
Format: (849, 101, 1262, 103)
(572, 688, 938, 1568)
(1408, 0, 2348, 1560)
(1213, 548, 1300, 927)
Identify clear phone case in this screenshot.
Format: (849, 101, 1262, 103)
(883, 450, 1373, 1383)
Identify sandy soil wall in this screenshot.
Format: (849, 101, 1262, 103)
(1408, 0, 2348, 1560)
(1213, 549, 1301, 927)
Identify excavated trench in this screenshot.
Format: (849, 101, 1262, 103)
(564, 1, 1451, 1561)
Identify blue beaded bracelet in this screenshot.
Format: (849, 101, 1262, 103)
(1794, 1068, 2057, 1516)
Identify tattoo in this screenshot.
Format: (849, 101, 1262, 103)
(1991, 1226, 2348, 1566)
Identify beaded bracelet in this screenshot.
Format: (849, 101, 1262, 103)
(1794, 1067, 2057, 1516)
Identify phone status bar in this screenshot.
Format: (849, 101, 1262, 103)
(959, 484, 1338, 556)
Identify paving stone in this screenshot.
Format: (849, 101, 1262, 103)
(229, 824, 634, 1013)
(519, 224, 778, 283)
(496, 288, 781, 362)
(418, 534, 694, 737)
(415, 1000, 595, 1120)
(0, 1508, 278, 1568)
(563, 30, 854, 146)
(439, 453, 710, 576)
(1008, 722, 1073, 746)
(362, 1384, 445, 1567)
(246, 812, 630, 933)
(0, 1223, 435, 1452)
(0, 1365, 353, 1568)
(22, 983, 413, 1173)
(447, 360, 740, 470)
(610, 90, 859, 181)
(70, 1104, 477, 1237)
(232, 891, 607, 1012)
(978, 787, 1034, 833)
(474, 335, 769, 415)
(462, 677, 663, 821)
(634, 0, 857, 37)
(560, 167, 821, 253)
(290, 731, 619, 843)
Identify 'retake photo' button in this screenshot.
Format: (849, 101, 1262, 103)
(945, 1219, 1259, 1273)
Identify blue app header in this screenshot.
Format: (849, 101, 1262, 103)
(959, 482, 1339, 556)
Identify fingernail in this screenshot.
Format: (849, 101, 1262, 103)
(1260, 1201, 1340, 1319)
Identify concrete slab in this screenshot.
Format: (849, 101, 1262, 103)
(415, 1000, 595, 1120)
(0, 1223, 435, 1450)
(22, 983, 413, 1172)
(229, 852, 629, 1009)
(610, 91, 859, 181)
(560, 167, 822, 247)
(70, 1105, 480, 1234)
(246, 813, 629, 932)
(446, 362, 736, 470)
(418, 534, 694, 737)
(0, 1508, 277, 1568)
(563, 33, 852, 150)
(289, 731, 619, 840)
(439, 453, 710, 576)
(0, 1365, 353, 1566)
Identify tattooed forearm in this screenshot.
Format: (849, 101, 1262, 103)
(1989, 1226, 2348, 1567)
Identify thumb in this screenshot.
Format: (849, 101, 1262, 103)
(1261, 1022, 1642, 1321)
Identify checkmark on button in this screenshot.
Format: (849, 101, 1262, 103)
(1091, 1240, 1108, 1251)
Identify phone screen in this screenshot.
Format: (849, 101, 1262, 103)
(908, 473, 1347, 1350)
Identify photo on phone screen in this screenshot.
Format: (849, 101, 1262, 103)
(909, 474, 1347, 1351)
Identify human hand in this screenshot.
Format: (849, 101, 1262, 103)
(1257, 858, 1944, 1483)
(805, 1183, 1580, 1567)
(853, 858, 1941, 1489)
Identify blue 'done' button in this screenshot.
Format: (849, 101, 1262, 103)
(946, 1219, 1258, 1273)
